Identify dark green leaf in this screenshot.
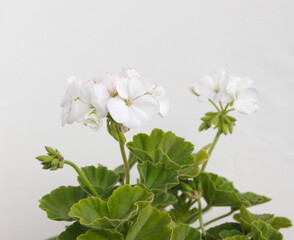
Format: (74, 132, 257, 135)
(78, 166, 119, 199)
(57, 222, 89, 240)
(206, 222, 242, 240)
(219, 229, 243, 239)
(77, 229, 123, 240)
(126, 206, 172, 240)
(238, 192, 271, 207)
(171, 224, 201, 240)
(138, 161, 179, 191)
(151, 190, 177, 209)
(69, 185, 153, 230)
(39, 186, 88, 221)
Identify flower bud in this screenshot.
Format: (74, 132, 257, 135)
(36, 147, 64, 171)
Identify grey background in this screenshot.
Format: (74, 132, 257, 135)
(0, 0, 293, 238)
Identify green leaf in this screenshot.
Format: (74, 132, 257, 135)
(223, 236, 249, 240)
(57, 222, 89, 240)
(77, 229, 123, 240)
(270, 217, 292, 230)
(151, 190, 177, 209)
(194, 173, 245, 207)
(238, 192, 271, 207)
(138, 161, 179, 191)
(69, 185, 153, 230)
(171, 224, 201, 240)
(252, 220, 283, 240)
(78, 166, 119, 199)
(127, 129, 195, 168)
(206, 222, 242, 240)
(169, 192, 198, 224)
(39, 186, 89, 221)
(219, 229, 244, 239)
(126, 206, 172, 240)
(234, 206, 291, 233)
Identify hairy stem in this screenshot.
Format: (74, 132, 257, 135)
(64, 160, 99, 197)
(119, 142, 130, 185)
(201, 130, 222, 172)
(197, 198, 207, 238)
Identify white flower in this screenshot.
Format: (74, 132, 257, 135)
(226, 76, 259, 114)
(107, 77, 159, 128)
(61, 77, 91, 126)
(119, 68, 140, 79)
(194, 68, 229, 103)
(148, 83, 169, 117)
(83, 111, 103, 131)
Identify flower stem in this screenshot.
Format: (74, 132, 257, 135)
(203, 210, 235, 227)
(197, 198, 207, 238)
(201, 130, 222, 172)
(119, 142, 130, 185)
(209, 99, 220, 112)
(64, 160, 99, 197)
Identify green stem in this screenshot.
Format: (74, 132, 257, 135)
(203, 210, 235, 227)
(119, 142, 130, 185)
(64, 160, 99, 197)
(201, 130, 222, 172)
(197, 198, 207, 238)
(209, 99, 220, 112)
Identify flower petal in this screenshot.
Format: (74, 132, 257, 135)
(107, 96, 129, 124)
(234, 99, 258, 115)
(131, 95, 158, 121)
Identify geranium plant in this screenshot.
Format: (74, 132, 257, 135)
(36, 68, 291, 240)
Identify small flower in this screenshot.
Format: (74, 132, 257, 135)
(107, 77, 159, 128)
(193, 68, 229, 103)
(226, 76, 259, 114)
(83, 111, 103, 131)
(61, 77, 90, 126)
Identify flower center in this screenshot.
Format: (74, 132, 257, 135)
(124, 99, 133, 106)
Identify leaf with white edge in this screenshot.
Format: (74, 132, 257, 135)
(69, 185, 153, 230)
(223, 236, 249, 240)
(151, 190, 177, 209)
(252, 220, 283, 240)
(194, 173, 246, 207)
(126, 206, 172, 240)
(238, 192, 271, 207)
(138, 161, 179, 191)
(171, 224, 201, 240)
(127, 129, 195, 168)
(57, 222, 89, 240)
(193, 149, 209, 166)
(270, 217, 292, 230)
(177, 161, 201, 178)
(77, 229, 123, 240)
(78, 166, 119, 199)
(234, 206, 274, 233)
(206, 222, 242, 240)
(39, 186, 89, 221)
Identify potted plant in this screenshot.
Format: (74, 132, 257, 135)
(36, 68, 291, 240)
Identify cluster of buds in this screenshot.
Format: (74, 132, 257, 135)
(181, 181, 203, 200)
(199, 111, 237, 135)
(35, 147, 64, 170)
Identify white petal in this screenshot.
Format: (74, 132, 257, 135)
(67, 78, 81, 99)
(90, 84, 110, 117)
(116, 78, 130, 99)
(131, 95, 158, 121)
(107, 97, 129, 124)
(119, 68, 140, 78)
(158, 98, 169, 117)
(123, 108, 143, 128)
(197, 76, 215, 91)
(128, 77, 148, 100)
(211, 68, 226, 84)
(234, 99, 258, 115)
(238, 87, 259, 101)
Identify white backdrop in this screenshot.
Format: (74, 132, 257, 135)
(0, 0, 293, 239)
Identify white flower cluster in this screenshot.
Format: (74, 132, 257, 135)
(61, 69, 169, 130)
(193, 69, 259, 114)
